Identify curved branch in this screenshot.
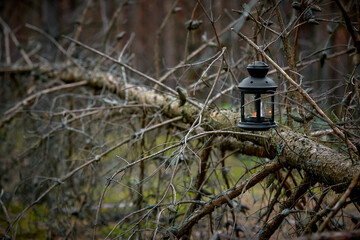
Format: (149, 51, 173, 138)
(175, 162, 281, 238)
(259, 175, 314, 240)
(318, 173, 360, 232)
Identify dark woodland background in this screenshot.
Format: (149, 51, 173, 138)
(1, 0, 360, 240)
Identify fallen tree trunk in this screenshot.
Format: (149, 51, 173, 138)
(45, 65, 359, 191)
(1, 65, 358, 189)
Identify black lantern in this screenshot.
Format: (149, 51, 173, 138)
(238, 61, 277, 131)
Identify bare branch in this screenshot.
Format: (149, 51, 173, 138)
(0, 80, 88, 128)
(176, 162, 281, 239)
(0, 17, 33, 67)
(259, 175, 314, 240)
(318, 173, 360, 232)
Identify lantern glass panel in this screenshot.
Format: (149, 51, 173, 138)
(261, 94, 273, 121)
(244, 94, 257, 120)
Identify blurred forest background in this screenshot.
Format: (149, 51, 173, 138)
(0, 0, 360, 239)
(0, 0, 355, 111)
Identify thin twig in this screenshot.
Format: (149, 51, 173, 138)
(318, 173, 360, 232)
(207, 85, 236, 106)
(102, 0, 129, 50)
(158, 10, 254, 84)
(0, 17, 33, 67)
(63, 35, 203, 109)
(4, 28, 11, 64)
(303, 192, 340, 234)
(25, 23, 81, 68)
(263, 169, 293, 223)
(175, 162, 282, 238)
(267, 48, 355, 76)
(335, 0, 360, 52)
(0, 80, 88, 128)
(10, 115, 186, 232)
(92, 115, 183, 239)
(259, 175, 314, 240)
(67, 0, 92, 55)
(197, 0, 242, 85)
(0, 189, 12, 236)
(154, 0, 179, 79)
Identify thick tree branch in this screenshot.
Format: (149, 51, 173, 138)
(49, 65, 360, 191)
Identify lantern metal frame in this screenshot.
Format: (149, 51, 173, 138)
(238, 61, 277, 131)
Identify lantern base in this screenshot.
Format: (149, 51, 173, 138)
(238, 121, 277, 131)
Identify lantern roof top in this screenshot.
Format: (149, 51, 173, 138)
(238, 61, 277, 91)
